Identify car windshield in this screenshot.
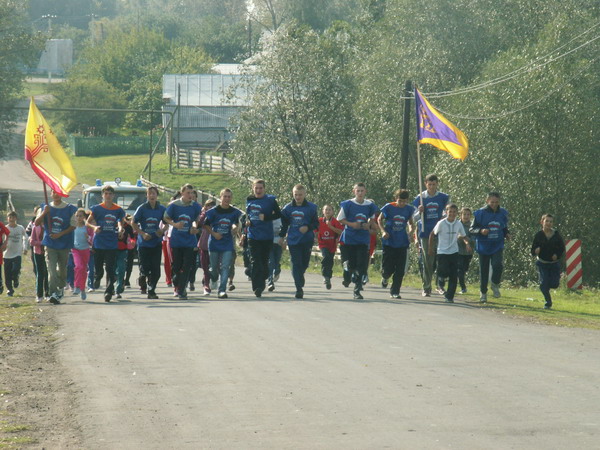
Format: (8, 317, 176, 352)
(87, 191, 146, 214)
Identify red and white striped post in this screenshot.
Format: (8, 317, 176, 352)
(565, 239, 583, 290)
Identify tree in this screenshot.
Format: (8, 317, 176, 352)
(0, 0, 44, 158)
(231, 22, 362, 206)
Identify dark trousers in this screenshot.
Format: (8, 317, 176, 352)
(200, 249, 210, 289)
(94, 248, 117, 295)
(478, 249, 503, 294)
(340, 245, 352, 286)
(171, 246, 195, 295)
(382, 246, 408, 296)
(139, 245, 162, 292)
(437, 253, 459, 300)
(343, 244, 369, 293)
(4, 256, 21, 292)
(457, 254, 473, 290)
(268, 243, 283, 284)
(188, 248, 199, 284)
(33, 252, 49, 298)
(320, 248, 335, 279)
(536, 260, 561, 305)
(248, 239, 273, 292)
(289, 241, 312, 291)
(126, 249, 135, 284)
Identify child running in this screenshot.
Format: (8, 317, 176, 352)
(72, 208, 93, 300)
(531, 214, 565, 310)
(317, 205, 343, 290)
(378, 189, 414, 299)
(3, 212, 27, 297)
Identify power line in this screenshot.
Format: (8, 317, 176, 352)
(434, 55, 600, 121)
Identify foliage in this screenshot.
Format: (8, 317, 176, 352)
(0, 0, 44, 158)
(231, 22, 362, 207)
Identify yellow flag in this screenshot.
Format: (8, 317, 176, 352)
(24, 98, 77, 196)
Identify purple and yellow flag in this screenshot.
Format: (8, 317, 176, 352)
(415, 88, 468, 160)
(24, 98, 77, 197)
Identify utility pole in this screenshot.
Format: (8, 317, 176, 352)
(400, 80, 412, 189)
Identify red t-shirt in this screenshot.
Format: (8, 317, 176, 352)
(317, 217, 343, 253)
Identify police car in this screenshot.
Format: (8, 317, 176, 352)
(78, 178, 147, 216)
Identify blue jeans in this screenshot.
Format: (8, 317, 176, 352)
(478, 249, 503, 294)
(536, 260, 560, 305)
(289, 241, 313, 291)
(209, 250, 234, 293)
(115, 250, 128, 294)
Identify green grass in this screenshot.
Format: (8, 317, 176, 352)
(21, 82, 52, 98)
(71, 152, 249, 203)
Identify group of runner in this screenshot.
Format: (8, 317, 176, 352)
(0, 174, 565, 308)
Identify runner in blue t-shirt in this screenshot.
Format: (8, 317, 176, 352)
(86, 185, 126, 302)
(279, 184, 319, 299)
(412, 173, 450, 297)
(203, 188, 242, 299)
(132, 186, 166, 299)
(337, 182, 379, 300)
(378, 189, 415, 299)
(163, 184, 202, 299)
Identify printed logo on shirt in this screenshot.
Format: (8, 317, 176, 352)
(145, 217, 159, 233)
(216, 218, 232, 235)
(487, 221, 502, 240)
(426, 202, 440, 220)
(247, 203, 262, 221)
(291, 210, 305, 227)
(354, 213, 368, 223)
(103, 213, 118, 232)
(176, 214, 192, 232)
(51, 215, 65, 234)
(391, 215, 406, 231)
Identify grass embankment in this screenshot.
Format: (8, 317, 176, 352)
(0, 268, 44, 447)
(71, 153, 600, 329)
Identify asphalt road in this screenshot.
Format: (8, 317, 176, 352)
(54, 268, 600, 450)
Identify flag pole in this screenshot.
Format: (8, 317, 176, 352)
(414, 84, 425, 236)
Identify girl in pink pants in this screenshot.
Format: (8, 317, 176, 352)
(72, 209, 94, 300)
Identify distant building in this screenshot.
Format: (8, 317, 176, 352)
(37, 39, 73, 76)
(162, 65, 252, 154)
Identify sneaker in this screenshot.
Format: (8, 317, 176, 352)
(273, 273, 280, 282)
(218, 291, 228, 299)
(116, 293, 122, 299)
(93, 280, 100, 289)
(480, 292, 487, 303)
(166, 283, 173, 288)
(342, 279, 350, 288)
(124, 281, 131, 288)
(87, 287, 95, 293)
(178, 293, 188, 300)
(491, 283, 501, 298)
(36, 297, 43, 303)
(390, 293, 401, 299)
(141, 286, 147, 294)
(57, 288, 64, 299)
(104, 293, 112, 302)
(73, 287, 81, 295)
(544, 303, 552, 310)
(353, 292, 364, 300)
(295, 289, 304, 299)
(189, 282, 195, 292)
(444, 297, 454, 303)
(228, 283, 235, 291)
(381, 278, 388, 288)
(254, 289, 262, 298)
(203, 288, 210, 296)
(49, 294, 61, 304)
(436, 287, 446, 296)
(267, 283, 275, 292)
(362, 275, 369, 285)
(325, 278, 332, 290)
(210, 279, 218, 291)
(173, 290, 179, 297)
(422, 290, 431, 297)
(460, 288, 467, 294)
(81, 290, 87, 301)
(7, 290, 14, 297)
(147, 291, 159, 300)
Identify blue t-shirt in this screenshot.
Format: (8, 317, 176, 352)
(204, 206, 242, 252)
(380, 202, 415, 248)
(338, 199, 379, 246)
(133, 201, 166, 248)
(412, 191, 449, 238)
(473, 206, 509, 255)
(280, 200, 319, 246)
(246, 195, 279, 241)
(90, 203, 126, 250)
(165, 200, 202, 248)
(40, 203, 77, 250)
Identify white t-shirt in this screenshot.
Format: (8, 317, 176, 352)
(432, 218, 465, 255)
(4, 224, 27, 259)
